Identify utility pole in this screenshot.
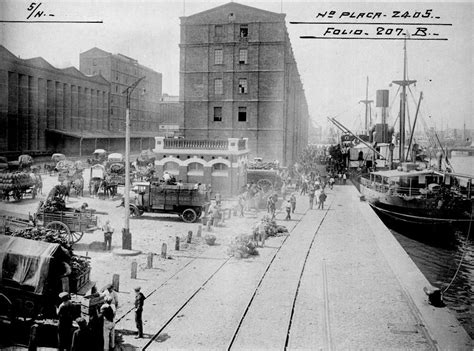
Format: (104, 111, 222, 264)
(122, 76, 145, 250)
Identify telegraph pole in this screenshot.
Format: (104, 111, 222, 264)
(122, 76, 145, 250)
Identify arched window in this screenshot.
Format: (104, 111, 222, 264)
(163, 161, 179, 175)
(188, 162, 204, 176)
(212, 163, 228, 176)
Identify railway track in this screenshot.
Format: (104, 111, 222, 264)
(112, 199, 334, 350)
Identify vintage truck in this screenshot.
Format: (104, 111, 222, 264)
(130, 181, 210, 223)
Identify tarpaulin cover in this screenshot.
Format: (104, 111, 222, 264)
(0, 235, 59, 294)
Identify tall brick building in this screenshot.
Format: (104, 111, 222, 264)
(0, 45, 110, 156)
(80, 48, 164, 133)
(179, 2, 309, 166)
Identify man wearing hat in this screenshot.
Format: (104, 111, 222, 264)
(101, 283, 119, 310)
(102, 220, 114, 251)
(57, 292, 74, 351)
(134, 287, 145, 339)
(100, 296, 116, 350)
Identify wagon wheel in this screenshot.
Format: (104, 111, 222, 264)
(46, 221, 72, 243)
(69, 231, 84, 244)
(257, 179, 274, 194)
(182, 208, 197, 223)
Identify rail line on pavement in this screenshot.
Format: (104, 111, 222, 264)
(135, 198, 333, 350)
(139, 209, 303, 350)
(283, 204, 332, 351)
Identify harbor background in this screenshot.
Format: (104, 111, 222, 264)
(391, 154, 473, 338)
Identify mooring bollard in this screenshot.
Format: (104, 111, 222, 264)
(112, 274, 120, 292)
(131, 260, 137, 279)
(147, 253, 153, 269)
(197, 225, 202, 237)
(175, 236, 180, 251)
(187, 231, 193, 243)
(161, 243, 167, 258)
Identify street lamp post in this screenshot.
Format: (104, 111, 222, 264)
(122, 76, 145, 250)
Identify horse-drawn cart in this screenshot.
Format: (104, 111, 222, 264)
(35, 209, 99, 244)
(0, 172, 37, 201)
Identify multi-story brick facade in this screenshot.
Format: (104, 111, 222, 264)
(80, 48, 163, 133)
(179, 2, 309, 166)
(0, 45, 110, 156)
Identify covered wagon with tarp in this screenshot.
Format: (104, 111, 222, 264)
(18, 154, 34, 171)
(106, 153, 126, 187)
(88, 149, 107, 166)
(0, 235, 71, 319)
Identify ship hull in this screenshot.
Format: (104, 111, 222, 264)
(360, 183, 473, 235)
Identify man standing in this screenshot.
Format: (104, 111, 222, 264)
(102, 220, 114, 251)
(289, 193, 297, 214)
(134, 287, 145, 339)
(100, 296, 116, 351)
(101, 284, 119, 310)
(285, 199, 292, 220)
(57, 292, 74, 351)
(308, 186, 315, 210)
(318, 190, 327, 209)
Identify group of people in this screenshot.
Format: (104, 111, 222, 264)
(55, 284, 145, 351)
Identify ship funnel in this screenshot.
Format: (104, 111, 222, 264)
(373, 90, 391, 143)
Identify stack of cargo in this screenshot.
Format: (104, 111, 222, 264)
(0, 172, 35, 199)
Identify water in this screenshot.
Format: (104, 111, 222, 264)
(391, 155, 474, 338)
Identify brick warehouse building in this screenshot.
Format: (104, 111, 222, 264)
(80, 48, 178, 134)
(0, 45, 183, 157)
(0, 45, 110, 156)
(179, 2, 309, 166)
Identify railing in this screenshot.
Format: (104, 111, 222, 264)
(163, 139, 229, 150)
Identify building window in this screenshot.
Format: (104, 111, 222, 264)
(214, 79, 223, 95)
(238, 107, 247, 122)
(215, 25, 223, 36)
(214, 49, 223, 65)
(240, 25, 248, 38)
(188, 162, 204, 176)
(93, 59, 97, 66)
(212, 163, 228, 176)
(115, 85, 118, 93)
(238, 79, 248, 94)
(214, 107, 222, 121)
(239, 49, 248, 64)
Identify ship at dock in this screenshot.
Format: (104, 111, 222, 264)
(353, 39, 474, 234)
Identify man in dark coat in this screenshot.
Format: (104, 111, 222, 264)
(57, 292, 74, 351)
(134, 286, 145, 338)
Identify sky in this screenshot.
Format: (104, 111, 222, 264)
(1, 0, 472, 133)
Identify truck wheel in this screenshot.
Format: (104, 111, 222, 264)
(182, 208, 197, 223)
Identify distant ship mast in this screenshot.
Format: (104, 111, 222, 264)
(359, 76, 373, 136)
(392, 36, 416, 163)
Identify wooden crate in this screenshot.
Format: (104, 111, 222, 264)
(70, 267, 91, 293)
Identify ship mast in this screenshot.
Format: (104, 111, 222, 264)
(359, 76, 373, 136)
(392, 36, 416, 163)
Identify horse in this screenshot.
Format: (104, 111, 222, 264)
(64, 178, 84, 197)
(30, 173, 43, 195)
(89, 177, 102, 197)
(101, 178, 117, 198)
